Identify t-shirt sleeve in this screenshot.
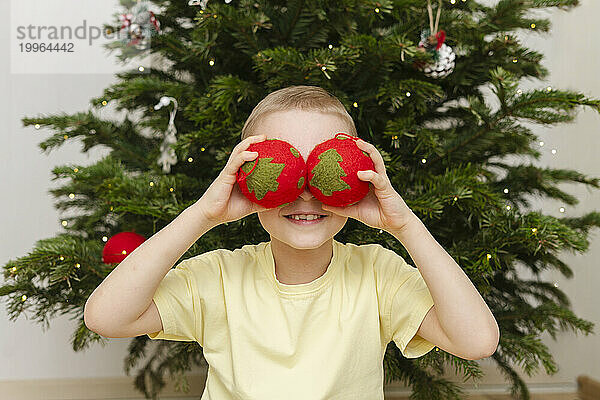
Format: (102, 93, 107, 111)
(147, 258, 204, 344)
(376, 245, 436, 358)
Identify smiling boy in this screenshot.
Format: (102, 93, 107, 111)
(84, 85, 499, 399)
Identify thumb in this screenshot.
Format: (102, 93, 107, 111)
(322, 203, 358, 219)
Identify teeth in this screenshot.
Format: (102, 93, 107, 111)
(289, 214, 322, 221)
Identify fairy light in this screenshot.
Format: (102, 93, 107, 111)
(512, 58, 518, 63)
(559, 207, 565, 213)
(35, 124, 41, 129)
(353, 102, 358, 108)
(551, 149, 557, 154)
(188, 157, 194, 162)
(101, 100, 107, 106)
(503, 188, 509, 194)
(546, 86, 552, 92)
(63, 135, 68, 140)
(11, 267, 17, 273)
(328, 44, 333, 49)
(374, 8, 380, 13)
(61, 220, 68, 227)
(21, 295, 27, 302)
(486, 254, 492, 260)
(506, 205, 511, 210)
(209, 59, 215, 66)
(169, 187, 174, 192)
(149, 181, 155, 187)
(539, 141, 544, 146)
(406, 91, 411, 97)
(102, 236, 108, 242)
(69, 193, 75, 199)
(531, 228, 537, 234)
(201, 147, 205, 151)
(531, 23, 536, 29)
(421, 158, 427, 164)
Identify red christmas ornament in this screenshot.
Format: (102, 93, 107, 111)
(102, 231, 146, 264)
(306, 132, 375, 207)
(236, 139, 307, 208)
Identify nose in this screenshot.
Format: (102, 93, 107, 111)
(298, 185, 314, 201)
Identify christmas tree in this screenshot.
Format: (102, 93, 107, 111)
(2, 0, 600, 399)
(310, 149, 352, 196)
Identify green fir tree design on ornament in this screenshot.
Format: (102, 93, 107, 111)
(240, 157, 285, 200)
(309, 148, 351, 196)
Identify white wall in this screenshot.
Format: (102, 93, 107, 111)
(1, 0, 598, 393)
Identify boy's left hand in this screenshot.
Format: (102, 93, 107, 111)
(321, 139, 418, 234)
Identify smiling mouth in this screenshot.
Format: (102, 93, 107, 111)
(283, 214, 328, 224)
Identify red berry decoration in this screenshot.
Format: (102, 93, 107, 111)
(306, 132, 375, 207)
(102, 231, 146, 264)
(236, 138, 307, 208)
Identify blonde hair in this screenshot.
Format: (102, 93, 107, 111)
(240, 85, 357, 141)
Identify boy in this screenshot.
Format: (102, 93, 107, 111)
(84, 86, 499, 399)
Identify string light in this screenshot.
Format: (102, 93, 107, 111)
(21, 295, 27, 302)
(149, 181, 155, 187)
(101, 100, 108, 106)
(512, 58, 518, 63)
(406, 91, 411, 97)
(188, 157, 194, 162)
(11, 267, 17, 273)
(554, 282, 559, 288)
(421, 158, 427, 164)
(503, 188, 509, 194)
(353, 102, 358, 108)
(61, 220, 68, 227)
(559, 207, 565, 213)
(531, 23, 536, 29)
(486, 254, 491, 260)
(374, 8, 380, 13)
(201, 147, 205, 151)
(169, 187, 175, 192)
(69, 193, 75, 199)
(35, 124, 40, 129)
(209, 59, 215, 66)
(328, 44, 333, 49)
(539, 141, 544, 146)
(102, 236, 108, 242)
(551, 149, 557, 154)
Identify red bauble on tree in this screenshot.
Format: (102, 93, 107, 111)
(236, 139, 307, 208)
(306, 133, 375, 207)
(102, 231, 146, 264)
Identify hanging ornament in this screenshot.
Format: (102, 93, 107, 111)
(154, 96, 179, 173)
(102, 231, 146, 264)
(306, 133, 375, 207)
(236, 139, 307, 209)
(188, 0, 232, 8)
(188, 0, 209, 8)
(119, 1, 161, 50)
(413, 0, 455, 79)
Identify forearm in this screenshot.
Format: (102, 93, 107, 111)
(390, 216, 499, 354)
(84, 200, 215, 329)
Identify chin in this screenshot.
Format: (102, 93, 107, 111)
(258, 211, 347, 249)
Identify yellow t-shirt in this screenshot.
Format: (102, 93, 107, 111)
(148, 239, 435, 399)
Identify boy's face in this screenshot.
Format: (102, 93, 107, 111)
(254, 109, 350, 249)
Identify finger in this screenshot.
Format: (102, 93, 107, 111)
(357, 170, 388, 191)
(223, 135, 266, 178)
(233, 134, 267, 156)
(355, 139, 388, 178)
(322, 203, 359, 219)
(224, 149, 259, 179)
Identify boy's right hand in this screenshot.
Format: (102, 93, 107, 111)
(197, 134, 269, 227)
